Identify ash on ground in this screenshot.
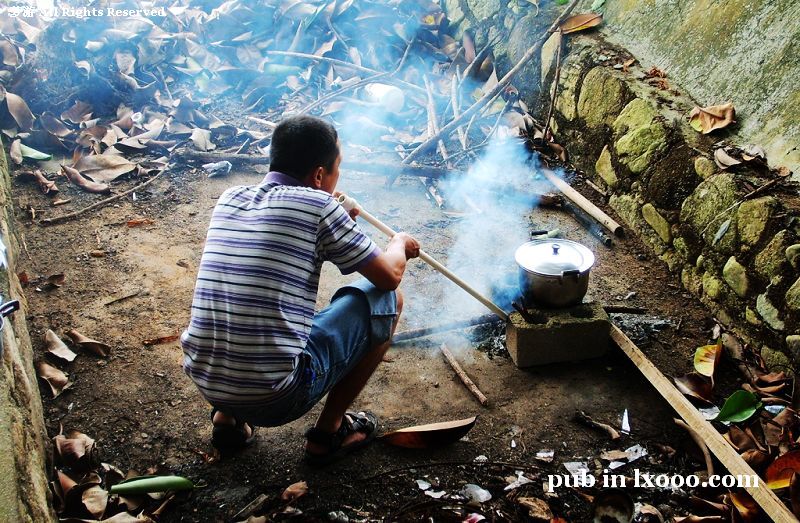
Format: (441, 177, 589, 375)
(610, 313, 674, 348)
(470, 321, 511, 359)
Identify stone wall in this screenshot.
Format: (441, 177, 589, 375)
(585, 0, 800, 177)
(544, 34, 800, 371)
(444, 0, 800, 175)
(0, 138, 55, 522)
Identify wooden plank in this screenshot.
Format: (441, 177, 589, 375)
(610, 324, 797, 522)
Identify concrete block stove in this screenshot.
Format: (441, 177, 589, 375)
(506, 302, 610, 367)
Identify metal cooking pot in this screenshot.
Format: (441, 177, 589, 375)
(515, 239, 595, 308)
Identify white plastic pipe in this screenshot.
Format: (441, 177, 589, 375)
(337, 194, 510, 322)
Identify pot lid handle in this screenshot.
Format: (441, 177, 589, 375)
(552, 244, 560, 255)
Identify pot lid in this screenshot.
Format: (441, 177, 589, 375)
(515, 239, 595, 276)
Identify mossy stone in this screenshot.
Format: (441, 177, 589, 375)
(786, 276, 800, 312)
(786, 244, 800, 270)
(577, 67, 628, 127)
(754, 230, 791, 281)
(659, 250, 683, 273)
(614, 122, 668, 174)
(746, 307, 762, 326)
(786, 335, 800, 361)
(595, 145, 618, 188)
(613, 98, 659, 135)
(722, 256, 749, 297)
(702, 271, 724, 300)
(736, 196, 776, 247)
(609, 193, 642, 230)
(756, 293, 785, 331)
(555, 64, 582, 121)
(682, 266, 703, 295)
(642, 203, 672, 243)
(694, 157, 717, 179)
(761, 346, 793, 373)
(680, 173, 739, 251)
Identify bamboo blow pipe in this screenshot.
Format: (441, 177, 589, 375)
(337, 194, 510, 322)
(541, 169, 623, 237)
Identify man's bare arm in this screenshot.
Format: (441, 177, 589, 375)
(358, 232, 419, 291)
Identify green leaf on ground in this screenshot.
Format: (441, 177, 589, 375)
(19, 143, 52, 160)
(713, 390, 762, 423)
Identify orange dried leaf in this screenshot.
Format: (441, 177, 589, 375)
(729, 490, 760, 522)
(127, 218, 155, 228)
(142, 334, 180, 346)
(689, 103, 735, 134)
(281, 480, 308, 502)
(767, 450, 800, 489)
(693, 341, 723, 378)
(560, 13, 603, 34)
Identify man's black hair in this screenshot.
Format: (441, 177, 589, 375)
(269, 115, 339, 180)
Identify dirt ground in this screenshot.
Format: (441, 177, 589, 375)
(13, 153, 734, 521)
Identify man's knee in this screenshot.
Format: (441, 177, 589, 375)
(395, 288, 404, 318)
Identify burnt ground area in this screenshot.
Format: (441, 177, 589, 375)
(13, 153, 737, 521)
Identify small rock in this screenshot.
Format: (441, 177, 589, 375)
(745, 307, 762, 326)
(736, 196, 776, 247)
(785, 276, 800, 312)
(595, 146, 618, 188)
(786, 335, 800, 361)
(755, 231, 791, 281)
(141, 433, 149, 439)
(577, 67, 629, 127)
(641, 203, 672, 243)
(756, 293, 785, 331)
(701, 271, 723, 300)
(786, 244, 800, 270)
(761, 346, 792, 373)
(722, 256, 749, 297)
(615, 122, 668, 174)
(694, 156, 717, 179)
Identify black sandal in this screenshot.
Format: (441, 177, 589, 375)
(304, 411, 378, 466)
(210, 408, 256, 454)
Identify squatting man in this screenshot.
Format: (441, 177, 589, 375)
(181, 115, 420, 465)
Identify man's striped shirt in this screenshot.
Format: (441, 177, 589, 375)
(181, 171, 379, 407)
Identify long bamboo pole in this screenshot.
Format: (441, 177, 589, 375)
(337, 194, 510, 322)
(541, 169, 623, 237)
(611, 325, 797, 522)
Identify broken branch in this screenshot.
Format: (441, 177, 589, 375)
(40, 170, 166, 226)
(541, 168, 623, 236)
(440, 343, 488, 406)
(396, 0, 580, 171)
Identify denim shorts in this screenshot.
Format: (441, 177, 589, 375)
(221, 279, 397, 427)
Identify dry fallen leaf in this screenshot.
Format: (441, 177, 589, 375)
(36, 361, 71, 397)
(694, 341, 723, 379)
(689, 103, 736, 134)
(190, 128, 216, 151)
(74, 154, 137, 183)
(54, 430, 96, 471)
(381, 416, 477, 448)
(19, 169, 59, 194)
(767, 450, 800, 489)
(280, 480, 308, 502)
(45, 329, 77, 362)
(66, 329, 111, 357)
(61, 165, 111, 194)
(729, 490, 760, 522)
(5, 91, 34, 131)
(516, 496, 553, 520)
(673, 373, 714, 404)
(560, 13, 603, 34)
(61, 101, 93, 124)
(791, 472, 800, 518)
(82, 485, 109, 519)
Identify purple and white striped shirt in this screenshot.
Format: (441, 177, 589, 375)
(181, 171, 379, 407)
